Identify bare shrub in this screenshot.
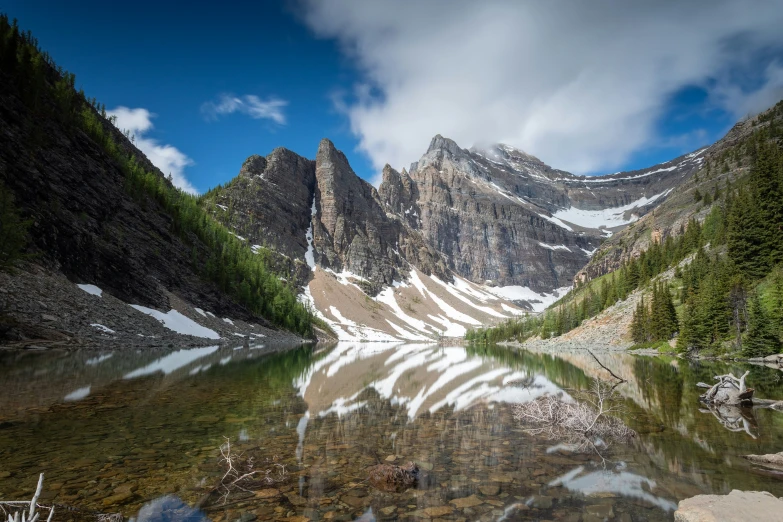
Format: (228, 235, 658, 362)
(215, 437, 289, 504)
(513, 379, 635, 456)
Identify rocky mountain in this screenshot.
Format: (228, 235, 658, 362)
(380, 135, 706, 294)
(202, 139, 449, 295)
(206, 128, 709, 341)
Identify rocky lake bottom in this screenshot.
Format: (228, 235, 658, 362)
(1, 342, 783, 521)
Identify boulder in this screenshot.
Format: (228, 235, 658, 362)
(674, 490, 783, 522)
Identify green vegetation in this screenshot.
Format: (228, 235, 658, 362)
(627, 340, 675, 353)
(470, 100, 783, 357)
(0, 14, 325, 337)
(630, 281, 678, 344)
(465, 314, 543, 344)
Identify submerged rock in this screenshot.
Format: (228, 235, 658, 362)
(367, 461, 419, 492)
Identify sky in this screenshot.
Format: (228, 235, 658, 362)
(6, 1, 783, 193)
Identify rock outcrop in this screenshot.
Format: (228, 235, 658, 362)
(205, 139, 450, 295)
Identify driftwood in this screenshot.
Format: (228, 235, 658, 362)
(697, 371, 783, 437)
(699, 371, 754, 406)
(0, 474, 54, 522)
(698, 371, 783, 409)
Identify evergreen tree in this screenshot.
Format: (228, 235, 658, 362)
(727, 189, 768, 279)
(743, 294, 781, 357)
(631, 297, 649, 344)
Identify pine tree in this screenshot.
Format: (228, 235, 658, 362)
(727, 189, 768, 279)
(743, 294, 781, 357)
(631, 297, 648, 344)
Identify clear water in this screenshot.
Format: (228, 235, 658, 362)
(1, 343, 782, 521)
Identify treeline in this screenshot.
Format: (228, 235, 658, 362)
(0, 14, 322, 337)
(675, 138, 783, 356)
(535, 215, 703, 340)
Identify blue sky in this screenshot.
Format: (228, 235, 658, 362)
(5, 1, 783, 193)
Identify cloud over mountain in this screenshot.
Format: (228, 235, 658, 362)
(300, 0, 783, 175)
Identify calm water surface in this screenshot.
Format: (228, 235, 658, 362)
(1, 343, 782, 521)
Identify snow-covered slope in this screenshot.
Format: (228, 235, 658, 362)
(300, 266, 534, 341)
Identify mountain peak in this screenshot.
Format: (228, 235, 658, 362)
(427, 134, 463, 155)
(318, 138, 337, 154)
(239, 154, 267, 177)
(469, 143, 544, 166)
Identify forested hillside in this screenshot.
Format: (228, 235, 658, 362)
(0, 15, 321, 338)
(469, 100, 783, 357)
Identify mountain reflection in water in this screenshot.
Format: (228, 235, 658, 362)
(1, 343, 782, 521)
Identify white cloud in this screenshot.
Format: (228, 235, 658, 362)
(108, 107, 198, 195)
(201, 93, 287, 124)
(299, 1, 783, 175)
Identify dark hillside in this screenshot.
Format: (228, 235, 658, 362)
(0, 15, 318, 342)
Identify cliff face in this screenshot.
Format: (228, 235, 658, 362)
(205, 139, 450, 294)
(378, 135, 704, 292)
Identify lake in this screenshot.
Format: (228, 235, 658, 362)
(1, 342, 782, 521)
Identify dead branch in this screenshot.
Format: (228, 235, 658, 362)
(208, 437, 289, 505)
(587, 350, 626, 390)
(513, 378, 635, 460)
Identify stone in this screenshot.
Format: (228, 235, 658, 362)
(744, 452, 783, 471)
(379, 506, 396, 516)
(341, 496, 367, 509)
(102, 491, 134, 506)
(423, 506, 453, 517)
(450, 495, 484, 509)
(479, 484, 501, 496)
(529, 495, 553, 509)
(286, 493, 307, 506)
(255, 489, 280, 499)
(385, 455, 397, 462)
(113, 483, 137, 495)
(585, 503, 614, 518)
(488, 473, 514, 483)
(675, 490, 783, 522)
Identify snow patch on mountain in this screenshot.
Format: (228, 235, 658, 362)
(552, 189, 672, 230)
